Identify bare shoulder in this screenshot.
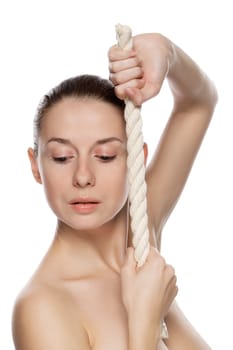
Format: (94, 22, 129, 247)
(12, 283, 91, 350)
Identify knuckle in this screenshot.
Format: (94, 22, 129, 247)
(154, 256, 166, 270)
(158, 254, 166, 266)
(107, 45, 118, 60)
(128, 56, 140, 68)
(109, 72, 116, 85)
(109, 73, 123, 87)
(108, 61, 118, 73)
(131, 67, 143, 80)
(115, 86, 125, 99)
(149, 246, 158, 256)
(149, 248, 166, 266)
(159, 258, 166, 268)
(166, 264, 175, 276)
(174, 285, 179, 298)
(108, 62, 113, 72)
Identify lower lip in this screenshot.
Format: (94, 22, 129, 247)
(71, 203, 99, 214)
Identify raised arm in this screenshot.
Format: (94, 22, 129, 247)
(108, 33, 218, 241)
(109, 32, 215, 349)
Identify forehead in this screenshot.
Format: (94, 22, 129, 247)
(40, 97, 126, 143)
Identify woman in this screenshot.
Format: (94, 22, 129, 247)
(12, 32, 217, 349)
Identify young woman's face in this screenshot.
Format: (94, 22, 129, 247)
(30, 97, 128, 231)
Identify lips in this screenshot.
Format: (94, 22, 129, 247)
(69, 198, 100, 214)
(69, 198, 100, 205)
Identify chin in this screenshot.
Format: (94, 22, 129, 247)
(55, 203, 127, 233)
(57, 216, 110, 233)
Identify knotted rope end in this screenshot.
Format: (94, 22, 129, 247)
(115, 23, 133, 50)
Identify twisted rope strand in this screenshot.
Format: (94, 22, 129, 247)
(115, 23, 168, 339)
(116, 23, 150, 267)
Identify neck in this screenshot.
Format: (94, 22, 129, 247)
(49, 207, 129, 278)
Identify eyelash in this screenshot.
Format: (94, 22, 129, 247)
(53, 156, 72, 163)
(96, 155, 116, 162)
(52, 155, 116, 163)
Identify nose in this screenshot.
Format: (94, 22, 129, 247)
(73, 160, 95, 188)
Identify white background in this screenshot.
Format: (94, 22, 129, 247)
(0, 1, 232, 349)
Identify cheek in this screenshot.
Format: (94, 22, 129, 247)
(103, 162, 129, 199)
(39, 165, 68, 203)
(41, 176, 59, 206)
(113, 174, 129, 214)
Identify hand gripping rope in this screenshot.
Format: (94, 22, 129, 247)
(115, 23, 168, 339)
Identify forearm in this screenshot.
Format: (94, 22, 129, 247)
(128, 315, 161, 350)
(164, 301, 212, 349)
(167, 42, 218, 109)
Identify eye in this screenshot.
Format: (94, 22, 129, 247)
(52, 156, 73, 163)
(96, 155, 116, 162)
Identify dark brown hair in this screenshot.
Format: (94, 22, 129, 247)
(33, 74, 125, 155)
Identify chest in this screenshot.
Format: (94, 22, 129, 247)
(68, 275, 128, 349)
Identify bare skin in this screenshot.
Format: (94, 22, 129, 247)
(12, 33, 217, 349)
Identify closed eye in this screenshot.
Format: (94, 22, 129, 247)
(96, 155, 116, 162)
(53, 156, 73, 163)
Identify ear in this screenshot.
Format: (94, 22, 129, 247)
(27, 148, 42, 184)
(143, 142, 148, 166)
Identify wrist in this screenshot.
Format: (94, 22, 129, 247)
(128, 316, 160, 350)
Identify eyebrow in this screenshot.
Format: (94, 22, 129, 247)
(46, 137, 123, 146)
(96, 137, 123, 145)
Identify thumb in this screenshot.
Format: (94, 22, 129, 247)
(125, 87, 143, 107)
(124, 247, 137, 269)
(140, 81, 162, 102)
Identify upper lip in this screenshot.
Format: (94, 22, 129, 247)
(69, 198, 100, 204)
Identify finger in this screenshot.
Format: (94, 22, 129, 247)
(168, 282, 179, 306)
(109, 56, 141, 74)
(124, 88, 143, 107)
(165, 264, 176, 278)
(140, 81, 162, 102)
(114, 79, 144, 101)
(149, 246, 160, 255)
(164, 265, 177, 289)
(165, 274, 178, 298)
(174, 285, 179, 298)
(147, 246, 165, 264)
(110, 66, 143, 86)
(124, 247, 137, 269)
(108, 45, 136, 61)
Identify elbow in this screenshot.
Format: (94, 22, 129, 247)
(209, 79, 219, 113)
(195, 79, 218, 121)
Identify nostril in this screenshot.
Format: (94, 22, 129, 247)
(73, 175, 95, 188)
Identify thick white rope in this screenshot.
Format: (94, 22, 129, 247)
(115, 23, 168, 339)
(115, 23, 150, 267)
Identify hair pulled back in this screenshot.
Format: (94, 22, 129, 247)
(33, 74, 125, 155)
